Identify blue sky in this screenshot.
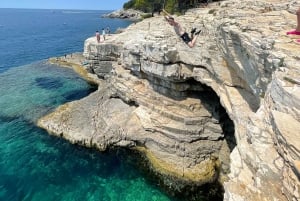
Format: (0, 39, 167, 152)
(0, 0, 129, 10)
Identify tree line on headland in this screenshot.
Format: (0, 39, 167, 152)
(123, 0, 219, 14)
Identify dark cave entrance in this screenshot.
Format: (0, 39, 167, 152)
(142, 76, 237, 201)
(185, 77, 236, 143)
(148, 76, 237, 153)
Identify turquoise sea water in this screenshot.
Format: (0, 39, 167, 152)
(0, 8, 175, 201)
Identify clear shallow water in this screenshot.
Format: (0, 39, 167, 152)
(0, 8, 175, 201)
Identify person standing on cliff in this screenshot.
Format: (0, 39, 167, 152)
(287, 7, 300, 43)
(106, 26, 111, 35)
(96, 30, 100, 43)
(102, 28, 106, 41)
(162, 9, 201, 48)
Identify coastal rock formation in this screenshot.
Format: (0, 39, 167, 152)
(102, 9, 145, 21)
(38, 0, 300, 200)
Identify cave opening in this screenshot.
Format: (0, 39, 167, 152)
(141, 76, 237, 201)
(186, 77, 237, 192)
(146, 75, 237, 157)
(183, 77, 237, 152)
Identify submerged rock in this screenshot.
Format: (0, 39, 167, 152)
(39, 0, 300, 200)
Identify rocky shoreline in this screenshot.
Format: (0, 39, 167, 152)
(47, 52, 100, 85)
(45, 54, 226, 200)
(39, 0, 300, 200)
(102, 9, 146, 21)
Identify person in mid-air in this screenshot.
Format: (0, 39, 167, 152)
(163, 9, 201, 48)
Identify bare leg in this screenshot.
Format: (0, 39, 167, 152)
(287, 7, 300, 35)
(187, 34, 199, 48)
(296, 8, 300, 31)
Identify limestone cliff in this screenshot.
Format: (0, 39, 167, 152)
(38, 0, 300, 200)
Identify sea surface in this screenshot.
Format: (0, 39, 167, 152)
(0, 8, 177, 201)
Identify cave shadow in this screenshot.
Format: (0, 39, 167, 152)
(119, 71, 237, 200)
(144, 75, 237, 153)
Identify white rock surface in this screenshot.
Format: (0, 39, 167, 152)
(39, 0, 300, 200)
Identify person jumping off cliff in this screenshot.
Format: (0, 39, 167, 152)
(286, 7, 300, 44)
(162, 9, 201, 48)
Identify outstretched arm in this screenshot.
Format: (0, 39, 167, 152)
(162, 9, 172, 21)
(162, 9, 170, 16)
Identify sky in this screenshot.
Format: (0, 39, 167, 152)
(0, 0, 129, 10)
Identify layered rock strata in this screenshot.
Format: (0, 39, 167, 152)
(38, 0, 300, 200)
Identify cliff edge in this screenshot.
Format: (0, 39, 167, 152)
(38, 0, 300, 200)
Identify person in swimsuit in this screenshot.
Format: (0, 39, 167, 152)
(163, 9, 201, 48)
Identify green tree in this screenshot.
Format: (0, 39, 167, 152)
(146, 0, 163, 14)
(134, 0, 148, 11)
(123, 0, 165, 12)
(123, 0, 208, 14)
(123, 0, 136, 9)
(164, 0, 177, 13)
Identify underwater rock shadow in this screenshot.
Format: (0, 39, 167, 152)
(35, 77, 64, 90)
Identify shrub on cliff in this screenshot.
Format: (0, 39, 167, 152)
(123, 0, 171, 13)
(123, 0, 222, 14)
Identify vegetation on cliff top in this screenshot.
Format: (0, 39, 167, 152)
(123, 0, 218, 14)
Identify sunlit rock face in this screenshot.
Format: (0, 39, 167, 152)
(39, 0, 300, 200)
